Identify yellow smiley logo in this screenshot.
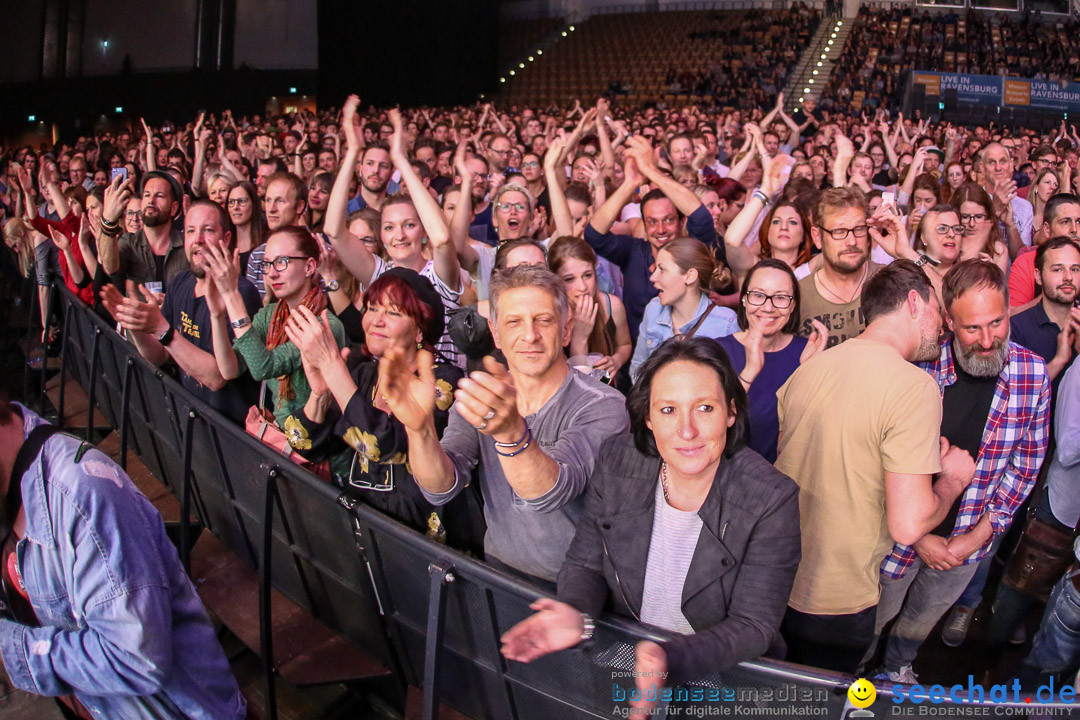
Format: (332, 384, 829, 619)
(848, 678, 877, 709)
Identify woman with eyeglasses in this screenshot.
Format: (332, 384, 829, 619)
(520, 151, 546, 202)
(205, 225, 349, 430)
(225, 181, 266, 275)
(716, 259, 827, 462)
(949, 183, 1009, 275)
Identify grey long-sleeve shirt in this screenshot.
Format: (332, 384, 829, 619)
(421, 368, 629, 582)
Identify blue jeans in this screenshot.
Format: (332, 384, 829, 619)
(1022, 570, 1080, 682)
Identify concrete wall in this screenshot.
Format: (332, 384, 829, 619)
(0, 0, 46, 83)
(82, 0, 198, 75)
(234, 0, 317, 69)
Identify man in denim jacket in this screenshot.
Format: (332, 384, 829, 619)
(0, 401, 245, 719)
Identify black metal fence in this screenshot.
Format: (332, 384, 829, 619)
(31, 282, 1077, 720)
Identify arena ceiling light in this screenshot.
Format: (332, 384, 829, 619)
(519, 62, 525, 68)
(528, 56, 534, 61)
(510, 70, 516, 75)
(817, 61, 822, 66)
(812, 69, 818, 75)
(500, 77, 506, 83)
(537, 50, 542, 55)
(27, 114, 35, 121)
(562, 31, 567, 36)
(804, 87, 810, 93)
(569, 25, 575, 31)
(115, 106, 123, 113)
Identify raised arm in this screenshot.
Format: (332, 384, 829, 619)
(141, 118, 156, 172)
(595, 99, 616, 181)
(388, 108, 459, 289)
(589, 159, 641, 235)
(41, 160, 71, 220)
(625, 136, 704, 218)
(324, 94, 378, 286)
(192, 127, 211, 196)
(450, 140, 481, 273)
(545, 138, 575, 238)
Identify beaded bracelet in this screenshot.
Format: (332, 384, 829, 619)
(494, 428, 533, 457)
(493, 423, 530, 448)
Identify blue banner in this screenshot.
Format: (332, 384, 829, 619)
(913, 71, 1080, 114)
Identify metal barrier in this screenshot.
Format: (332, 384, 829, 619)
(36, 283, 1080, 719)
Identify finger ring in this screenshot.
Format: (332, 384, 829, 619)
(484, 409, 496, 420)
(474, 420, 488, 431)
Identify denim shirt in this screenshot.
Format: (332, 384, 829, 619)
(629, 294, 738, 382)
(0, 405, 245, 720)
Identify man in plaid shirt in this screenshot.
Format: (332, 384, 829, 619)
(864, 261, 1051, 683)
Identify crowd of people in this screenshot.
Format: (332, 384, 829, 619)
(822, 6, 1080, 115)
(1, 58, 1080, 716)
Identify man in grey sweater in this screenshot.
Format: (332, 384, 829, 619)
(380, 265, 629, 583)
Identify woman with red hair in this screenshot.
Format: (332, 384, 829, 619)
(282, 267, 476, 546)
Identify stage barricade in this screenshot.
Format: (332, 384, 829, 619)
(38, 283, 1080, 719)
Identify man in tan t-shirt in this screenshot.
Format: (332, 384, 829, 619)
(798, 187, 881, 345)
(776, 260, 975, 673)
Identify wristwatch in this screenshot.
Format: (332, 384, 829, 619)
(580, 612, 595, 642)
(157, 325, 176, 346)
(230, 316, 252, 330)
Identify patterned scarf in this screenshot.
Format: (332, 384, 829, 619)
(265, 284, 327, 403)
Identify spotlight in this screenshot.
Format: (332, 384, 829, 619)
(804, 88, 810, 93)
(289, 87, 297, 94)
(569, 25, 575, 31)
(809, 79, 814, 84)
(27, 114, 35, 122)
(812, 69, 818, 75)
(537, 50, 542, 55)
(561, 31, 567, 36)
(817, 61, 822, 66)
(500, 77, 506, 83)
(115, 106, 123, 113)
(528, 56, 534, 61)
(519, 63, 525, 68)
(510, 70, 515, 75)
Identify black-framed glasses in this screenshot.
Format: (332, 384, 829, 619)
(818, 224, 869, 240)
(934, 224, 964, 236)
(744, 290, 794, 309)
(960, 212, 988, 224)
(227, 197, 250, 208)
(259, 255, 308, 272)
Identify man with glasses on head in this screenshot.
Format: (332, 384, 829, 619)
(798, 187, 882, 346)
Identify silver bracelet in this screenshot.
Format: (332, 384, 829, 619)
(580, 612, 595, 642)
(230, 316, 251, 330)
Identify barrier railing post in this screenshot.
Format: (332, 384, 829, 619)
(260, 466, 281, 720)
(180, 409, 197, 575)
(37, 284, 55, 412)
(84, 327, 102, 442)
(118, 359, 135, 471)
(21, 276, 38, 403)
(423, 559, 454, 720)
(56, 300, 73, 429)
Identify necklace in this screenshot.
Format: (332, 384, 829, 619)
(816, 262, 869, 305)
(660, 462, 671, 505)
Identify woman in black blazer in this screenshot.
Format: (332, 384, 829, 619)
(501, 336, 801, 714)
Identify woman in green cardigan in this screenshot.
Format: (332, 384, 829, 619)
(206, 225, 348, 428)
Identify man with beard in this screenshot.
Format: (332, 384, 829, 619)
(585, 136, 719, 345)
(99, 170, 186, 291)
(1011, 237, 1080, 380)
(799, 187, 881, 345)
(1008, 195, 1080, 307)
(776, 260, 975, 673)
(460, 154, 497, 246)
(866, 261, 1050, 682)
(247, 172, 308, 298)
(346, 140, 393, 214)
(99, 201, 261, 423)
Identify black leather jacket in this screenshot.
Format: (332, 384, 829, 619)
(557, 434, 801, 685)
